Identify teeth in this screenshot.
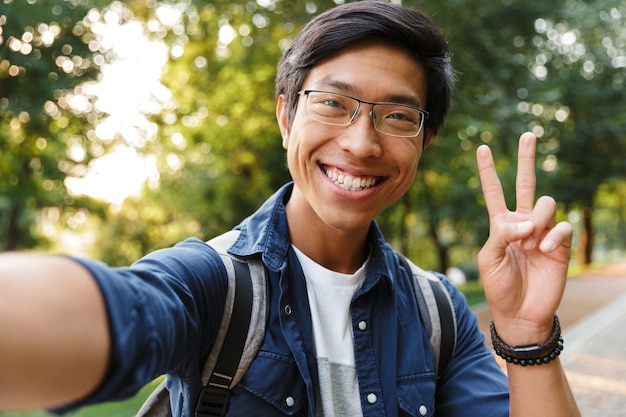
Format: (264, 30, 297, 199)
(324, 166, 378, 192)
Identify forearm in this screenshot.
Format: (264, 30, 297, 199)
(493, 317, 580, 417)
(0, 253, 110, 411)
(508, 359, 580, 417)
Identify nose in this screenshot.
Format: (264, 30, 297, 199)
(337, 106, 383, 158)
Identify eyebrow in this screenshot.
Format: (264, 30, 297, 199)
(312, 77, 424, 108)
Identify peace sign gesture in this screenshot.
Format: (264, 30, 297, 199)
(476, 132, 573, 345)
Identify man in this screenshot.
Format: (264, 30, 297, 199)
(0, 2, 580, 416)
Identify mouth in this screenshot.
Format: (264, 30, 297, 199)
(322, 165, 382, 192)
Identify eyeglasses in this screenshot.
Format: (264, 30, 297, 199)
(297, 90, 428, 138)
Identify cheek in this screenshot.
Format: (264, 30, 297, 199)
(410, 153, 422, 173)
(284, 135, 305, 176)
(396, 141, 423, 173)
(282, 110, 308, 151)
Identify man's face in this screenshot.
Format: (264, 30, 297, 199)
(277, 40, 430, 234)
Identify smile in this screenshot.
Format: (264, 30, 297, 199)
(323, 165, 381, 192)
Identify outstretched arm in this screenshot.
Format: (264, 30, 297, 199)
(0, 254, 110, 411)
(476, 132, 580, 417)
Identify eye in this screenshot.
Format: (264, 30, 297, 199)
(384, 107, 421, 125)
(307, 92, 354, 120)
(313, 94, 348, 110)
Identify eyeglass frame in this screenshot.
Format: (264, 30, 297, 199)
(297, 89, 429, 138)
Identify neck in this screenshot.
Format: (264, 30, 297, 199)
(286, 201, 371, 274)
(292, 230, 370, 274)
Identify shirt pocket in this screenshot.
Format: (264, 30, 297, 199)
(397, 372, 437, 417)
(228, 350, 308, 416)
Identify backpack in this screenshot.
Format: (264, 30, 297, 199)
(137, 230, 457, 417)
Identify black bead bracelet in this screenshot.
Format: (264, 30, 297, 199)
(490, 315, 564, 366)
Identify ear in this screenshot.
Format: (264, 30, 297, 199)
(276, 94, 290, 149)
(423, 131, 434, 149)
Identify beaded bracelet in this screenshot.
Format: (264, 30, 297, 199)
(490, 315, 564, 366)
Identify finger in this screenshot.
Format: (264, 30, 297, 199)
(516, 132, 537, 214)
(539, 221, 573, 253)
(521, 195, 557, 250)
(478, 218, 535, 273)
(490, 219, 535, 251)
(477, 144, 508, 218)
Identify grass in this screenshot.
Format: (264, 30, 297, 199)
(458, 280, 487, 307)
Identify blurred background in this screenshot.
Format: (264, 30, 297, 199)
(1, 0, 626, 415)
(2, 0, 625, 276)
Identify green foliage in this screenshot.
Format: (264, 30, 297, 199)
(0, 0, 107, 251)
(502, 0, 626, 263)
(533, 0, 626, 208)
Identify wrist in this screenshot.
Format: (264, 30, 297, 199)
(491, 315, 555, 346)
(491, 315, 563, 366)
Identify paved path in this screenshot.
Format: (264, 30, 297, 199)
(476, 260, 626, 417)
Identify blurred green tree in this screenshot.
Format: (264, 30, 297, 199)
(0, 0, 104, 250)
(525, 1, 626, 264)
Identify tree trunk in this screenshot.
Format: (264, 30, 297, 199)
(2, 204, 21, 251)
(427, 217, 449, 273)
(398, 194, 410, 255)
(618, 189, 626, 250)
(576, 207, 593, 265)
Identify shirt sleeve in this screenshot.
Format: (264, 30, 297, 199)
(434, 277, 510, 416)
(52, 237, 228, 412)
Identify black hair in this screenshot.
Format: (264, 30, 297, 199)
(275, 1, 455, 136)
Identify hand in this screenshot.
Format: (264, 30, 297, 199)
(476, 132, 573, 345)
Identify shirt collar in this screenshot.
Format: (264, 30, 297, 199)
(228, 182, 397, 290)
(228, 183, 293, 272)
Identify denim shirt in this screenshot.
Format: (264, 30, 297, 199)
(60, 183, 509, 417)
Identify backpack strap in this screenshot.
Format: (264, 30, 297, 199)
(195, 230, 267, 417)
(397, 253, 457, 380)
(136, 230, 267, 417)
(194, 257, 252, 417)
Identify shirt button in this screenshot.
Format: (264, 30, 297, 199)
(419, 404, 428, 416)
(366, 393, 377, 404)
(284, 305, 292, 315)
(358, 320, 367, 331)
(285, 396, 295, 407)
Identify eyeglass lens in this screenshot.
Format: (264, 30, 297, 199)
(303, 90, 425, 137)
